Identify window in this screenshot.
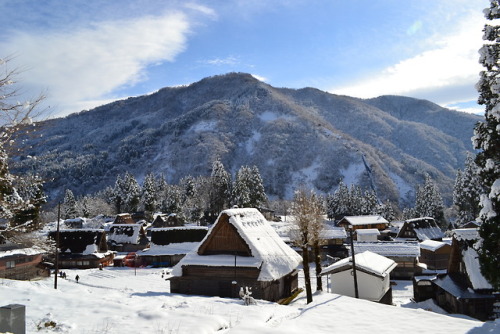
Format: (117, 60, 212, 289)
(6, 260, 15, 269)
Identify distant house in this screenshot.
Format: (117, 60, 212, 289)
(63, 218, 84, 229)
(321, 250, 397, 304)
(396, 217, 444, 242)
(431, 228, 498, 321)
(321, 222, 348, 258)
(48, 229, 114, 269)
(138, 226, 208, 267)
(113, 213, 136, 225)
(352, 241, 422, 279)
(107, 224, 149, 252)
(170, 208, 303, 302)
(337, 215, 389, 231)
(151, 214, 183, 228)
(0, 243, 48, 280)
(419, 239, 451, 271)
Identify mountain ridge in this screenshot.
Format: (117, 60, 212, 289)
(14, 72, 482, 207)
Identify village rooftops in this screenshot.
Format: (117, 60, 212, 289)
(356, 229, 380, 236)
(352, 241, 420, 257)
(322, 250, 397, 278)
(172, 208, 302, 281)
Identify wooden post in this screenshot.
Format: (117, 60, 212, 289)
(349, 227, 359, 298)
(54, 203, 60, 290)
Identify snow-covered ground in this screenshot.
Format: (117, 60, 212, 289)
(1, 266, 498, 334)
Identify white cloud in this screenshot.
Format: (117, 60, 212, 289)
(330, 10, 484, 109)
(2, 12, 191, 117)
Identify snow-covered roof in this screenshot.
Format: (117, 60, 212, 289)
(462, 246, 492, 290)
(419, 240, 448, 252)
(352, 241, 420, 257)
(321, 224, 347, 239)
(0, 245, 44, 258)
(322, 251, 396, 278)
(452, 228, 479, 241)
(139, 242, 200, 256)
(108, 224, 142, 244)
(356, 229, 380, 236)
(434, 275, 494, 299)
(340, 215, 389, 226)
(172, 208, 302, 281)
(403, 217, 444, 241)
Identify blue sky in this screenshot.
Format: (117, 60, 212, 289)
(0, 0, 487, 118)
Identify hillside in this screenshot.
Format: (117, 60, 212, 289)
(13, 73, 481, 206)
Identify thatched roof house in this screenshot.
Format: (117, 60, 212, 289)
(170, 208, 302, 302)
(397, 217, 444, 242)
(431, 229, 498, 321)
(138, 226, 208, 267)
(48, 229, 114, 269)
(107, 224, 149, 252)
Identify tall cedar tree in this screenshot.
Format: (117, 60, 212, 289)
(474, 0, 500, 289)
(414, 173, 445, 227)
(453, 153, 481, 226)
(209, 159, 231, 214)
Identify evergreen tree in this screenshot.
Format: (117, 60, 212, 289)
(349, 185, 363, 215)
(232, 166, 252, 208)
(141, 172, 158, 216)
(209, 159, 231, 214)
(474, 0, 500, 289)
(248, 165, 267, 208)
(453, 153, 481, 226)
(414, 174, 445, 227)
(326, 180, 349, 219)
(114, 172, 141, 213)
(13, 173, 46, 228)
(63, 189, 78, 219)
(161, 184, 182, 215)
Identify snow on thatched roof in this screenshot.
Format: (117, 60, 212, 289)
(340, 215, 389, 226)
(452, 228, 479, 241)
(139, 242, 200, 256)
(352, 241, 420, 257)
(403, 217, 444, 241)
(172, 208, 302, 281)
(108, 224, 142, 244)
(322, 251, 396, 278)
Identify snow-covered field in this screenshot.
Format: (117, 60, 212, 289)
(1, 266, 498, 334)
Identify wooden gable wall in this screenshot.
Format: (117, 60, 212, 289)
(197, 213, 251, 256)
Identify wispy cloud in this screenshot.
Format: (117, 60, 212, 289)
(330, 9, 484, 109)
(200, 56, 240, 66)
(1, 10, 192, 116)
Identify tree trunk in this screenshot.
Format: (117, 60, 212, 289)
(314, 242, 322, 291)
(302, 245, 313, 304)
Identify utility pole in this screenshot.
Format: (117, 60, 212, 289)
(54, 203, 60, 290)
(349, 227, 359, 298)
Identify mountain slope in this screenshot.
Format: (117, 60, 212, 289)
(14, 73, 481, 206)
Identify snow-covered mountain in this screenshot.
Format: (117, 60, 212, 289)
(14, 73, 481, 206)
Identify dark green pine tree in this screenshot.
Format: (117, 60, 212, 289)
(453, 153, 481, 226)
(474, 0, 500, 289)
(63, 189, 78, 219)
(248, 165, 267, 208)
(232, 166, 252, 208)
(0, 147, 22, 222)
(414, 173, 445, 227)
(209, 159, 231, 214)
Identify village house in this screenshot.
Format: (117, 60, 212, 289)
(107, 224, 149, 252)
(113, 213, 136, 225)
(337, 215, 389, 232)
(0, 242, 48, 280)
(352, 241, 422, 279)
(396, 217, 444, 242)
(137, 226, 208, 267)
(48, 229, 114, 269)
(356, 228, 380, 242)
(170, 208, 303, 302)
(321, 250, 397, 304)
(430, 228, 498, 321)
(418, 239, 451, 271)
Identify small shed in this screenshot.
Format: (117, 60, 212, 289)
(0, 243, 48, 280)
(48, 229, 114, 269)
(432, 228, 498, 321)
(107, 224, 149, 252)
(356, 229, 380, 242)
(419, 239, 451, 270)
(337, 215, 389, 231)
(321, 250, 397, 304)
(352, 241, 421, 279)
(138, 226, 208, 267)
(151, 214, 184, 228)
(170, 208, 302, 302)
(397, 217, 444, 242)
